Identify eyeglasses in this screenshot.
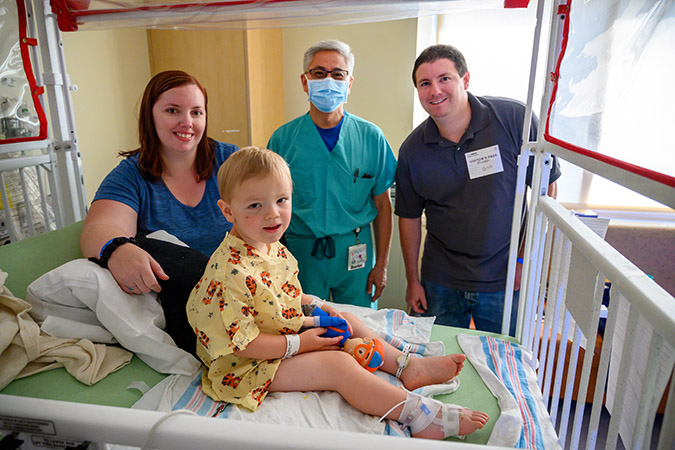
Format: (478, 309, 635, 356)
(306, 68, 350, 81)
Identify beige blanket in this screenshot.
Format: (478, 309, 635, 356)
(0, 269, 132, 390)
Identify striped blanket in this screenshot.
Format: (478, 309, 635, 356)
(128, 304, 455, 438)
(458, 334, 561, 449)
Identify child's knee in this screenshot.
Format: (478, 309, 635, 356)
(342, 311, 359, 326)
(324, 349, 360, 371)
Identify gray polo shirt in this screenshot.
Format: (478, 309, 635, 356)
(395, 93, 561, 292)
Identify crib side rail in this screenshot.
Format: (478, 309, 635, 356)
(0, 147, 60, 243)
(523, 196, 675, 450)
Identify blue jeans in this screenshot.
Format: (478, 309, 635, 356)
(420, 278, 519, 336)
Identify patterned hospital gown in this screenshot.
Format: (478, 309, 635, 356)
(186, 233, 305, 411)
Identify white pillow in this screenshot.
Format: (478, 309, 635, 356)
(42, 316, 116, 344)
(26, 259, 200, 375)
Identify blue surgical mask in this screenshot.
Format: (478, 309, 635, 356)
(307, 78, 349, 113)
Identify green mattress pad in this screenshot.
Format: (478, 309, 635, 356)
(430, 325, 517, 445)
(0, 222, 513, 444)
(1, 324, 513, 445)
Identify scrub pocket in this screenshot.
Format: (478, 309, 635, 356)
(348, 176, 375, 213)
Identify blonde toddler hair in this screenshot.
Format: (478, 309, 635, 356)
(217, 146, 292, 202)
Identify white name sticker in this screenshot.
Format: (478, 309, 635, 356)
(465, 145, 504, 179)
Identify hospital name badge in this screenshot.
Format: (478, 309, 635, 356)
(465, 145, 504, 179)
(348, 243, 367, 271)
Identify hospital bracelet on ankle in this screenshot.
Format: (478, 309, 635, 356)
(283, 334, 301, 359)
(395, 344, 413, 378)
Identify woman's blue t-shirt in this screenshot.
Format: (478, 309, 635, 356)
(93, 141, 237, 256)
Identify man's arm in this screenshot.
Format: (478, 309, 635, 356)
(366, 190, 393, 301)
(515, 180, 558, 290)
(547, 181, 557, 199)
(399, 216, 427, 313)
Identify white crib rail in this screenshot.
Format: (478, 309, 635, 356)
(0, 0, 87, 244)
(521, 196, 675, 450)
(0, 144, 59, 243)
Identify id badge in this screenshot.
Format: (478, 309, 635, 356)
(348, 243, 367, 271)
(465, 145, 504, 179)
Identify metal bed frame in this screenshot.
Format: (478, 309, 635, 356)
(0, 0, 86, 243)
(1, 0, 673, 448)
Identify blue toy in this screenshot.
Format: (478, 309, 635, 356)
(310, 307, 384, 371)
(311, 307, 351, 346)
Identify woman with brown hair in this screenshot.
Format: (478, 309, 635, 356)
(80, 70, 237, 354)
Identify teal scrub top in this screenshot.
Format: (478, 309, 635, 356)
(268, 112, 396, 238)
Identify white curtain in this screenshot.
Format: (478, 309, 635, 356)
(547, 0, 675, 208)
(425, 0, 675, 211)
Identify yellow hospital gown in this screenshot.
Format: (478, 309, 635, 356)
(186, 233, 305, 411)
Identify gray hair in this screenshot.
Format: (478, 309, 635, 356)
(303, 39, 355, 75)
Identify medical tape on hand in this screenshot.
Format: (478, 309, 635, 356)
(283, 334, 301, 359)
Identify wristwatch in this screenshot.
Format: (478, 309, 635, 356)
(89, 236, 138, 269)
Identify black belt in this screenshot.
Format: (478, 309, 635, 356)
(309, 227, 364, 260)
(311, 236, 335, 260)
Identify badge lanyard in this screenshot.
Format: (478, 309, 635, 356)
(347, 227, 367, 271)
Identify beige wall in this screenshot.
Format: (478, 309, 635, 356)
(62, 21, 418, 200)
(61, 21, 418, 310)
(62, 28, 151, 202)
(281, 19, 417, 154)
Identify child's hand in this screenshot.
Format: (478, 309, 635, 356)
(298, 328, 343, 353)
(320, 303, 343, 319)
(316, 304, 353, 335)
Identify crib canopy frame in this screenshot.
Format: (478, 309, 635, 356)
(1, 0, 673, 449)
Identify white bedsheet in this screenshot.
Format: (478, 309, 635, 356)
(25, 259, 200, 375)
(0, 269, 132, 389)
(121, 304, 459, 441)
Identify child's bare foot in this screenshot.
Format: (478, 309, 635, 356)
(412, 407, 489, 440)
(459, 409, 489, 435)
(400, 353, 466, 391)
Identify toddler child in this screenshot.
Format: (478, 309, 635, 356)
(186, 146, 488, 439)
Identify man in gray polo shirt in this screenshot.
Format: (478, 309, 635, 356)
(395, 44, 560, 334)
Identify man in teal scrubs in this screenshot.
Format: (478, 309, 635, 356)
(268, 39, 396, 308)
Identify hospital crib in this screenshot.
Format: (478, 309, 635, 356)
(1, 0, 674, 447)
(514, 194, 674, 450)
(1, 194, 673, 450)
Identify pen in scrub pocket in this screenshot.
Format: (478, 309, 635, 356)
(353, 168, 359, 183)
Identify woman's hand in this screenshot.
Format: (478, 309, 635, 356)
(108, 243, 169, 294)
(299, 328, 342, 353)
(81, 199, 168, 295)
